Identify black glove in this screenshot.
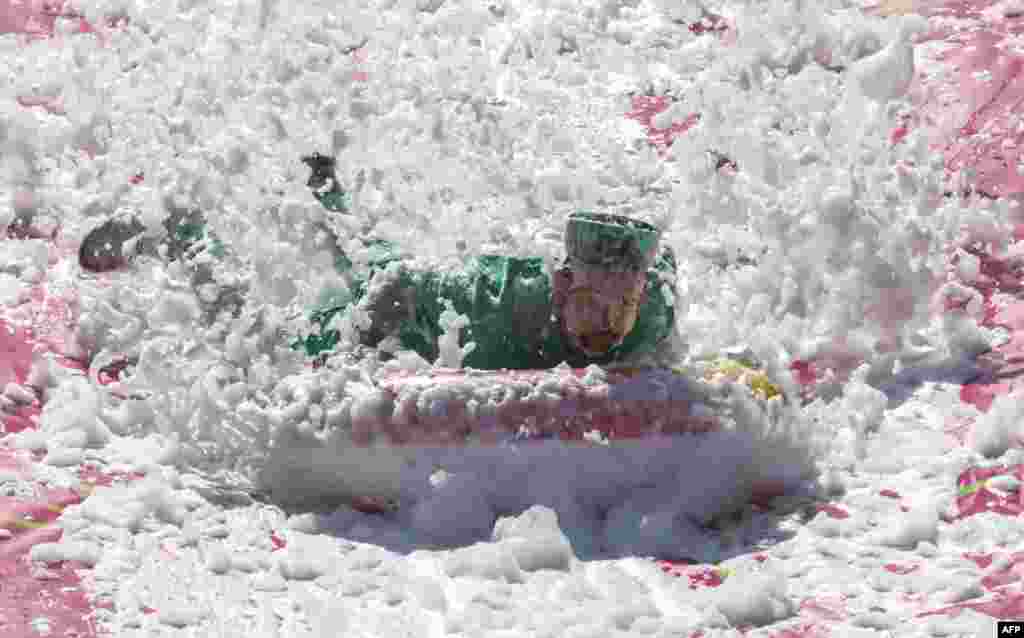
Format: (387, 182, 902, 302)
(301, 153, 339, 192)
(79, 214, 147, 272)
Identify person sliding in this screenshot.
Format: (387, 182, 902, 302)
(78, 154, 680, 370)
(302, 210, 679, 370)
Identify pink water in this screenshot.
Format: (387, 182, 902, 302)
(915, 0, 1024, 197)
(2, 1, 1024, 636)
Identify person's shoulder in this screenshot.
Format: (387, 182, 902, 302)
(645, 245, 677, 288)
(654, 244, 677, 271)
(475, 254, 549, 274)
(470, 255, 553, 303)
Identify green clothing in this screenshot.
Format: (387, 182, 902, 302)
(175, 168, 678, 370)
(175, 221, 225, 258)
(301, 243, 678, 370)
(314, 189, 351, 214)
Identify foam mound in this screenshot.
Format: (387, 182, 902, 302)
(257, 361, 824, 559)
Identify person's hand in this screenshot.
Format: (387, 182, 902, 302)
(356, 266, 417, 346)
(78, 213, 147, 272)
(301, 153, 338, 192)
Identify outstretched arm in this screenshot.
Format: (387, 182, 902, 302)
(301, 152, 350, 213)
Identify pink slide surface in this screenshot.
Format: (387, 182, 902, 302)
(916, 0, 1024, 200)
(3, 1, 1024, 636)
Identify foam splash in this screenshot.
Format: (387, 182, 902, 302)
(0, 0, 1016, 564)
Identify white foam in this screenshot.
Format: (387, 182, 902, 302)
(0, 0, 1016, 635)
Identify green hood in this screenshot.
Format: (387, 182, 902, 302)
(565, 211, 660, 271)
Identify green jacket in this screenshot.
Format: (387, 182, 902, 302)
(301, 242, 678, 370)
(182, 186, 678, 370)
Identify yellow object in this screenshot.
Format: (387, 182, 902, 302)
(703, 358, 783, 400)
(0, 482, 95, 532)
(609, 360, 782, 400)
(12, 517, 50, 530)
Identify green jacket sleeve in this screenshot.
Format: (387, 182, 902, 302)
(297, 237, 405, 357)
(300, 244, 679, 370)
(299, 250, 565, 367)
(314, 190, 351, 213)
(390, 255, 565, 370)
(174, 221, 226, 258)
